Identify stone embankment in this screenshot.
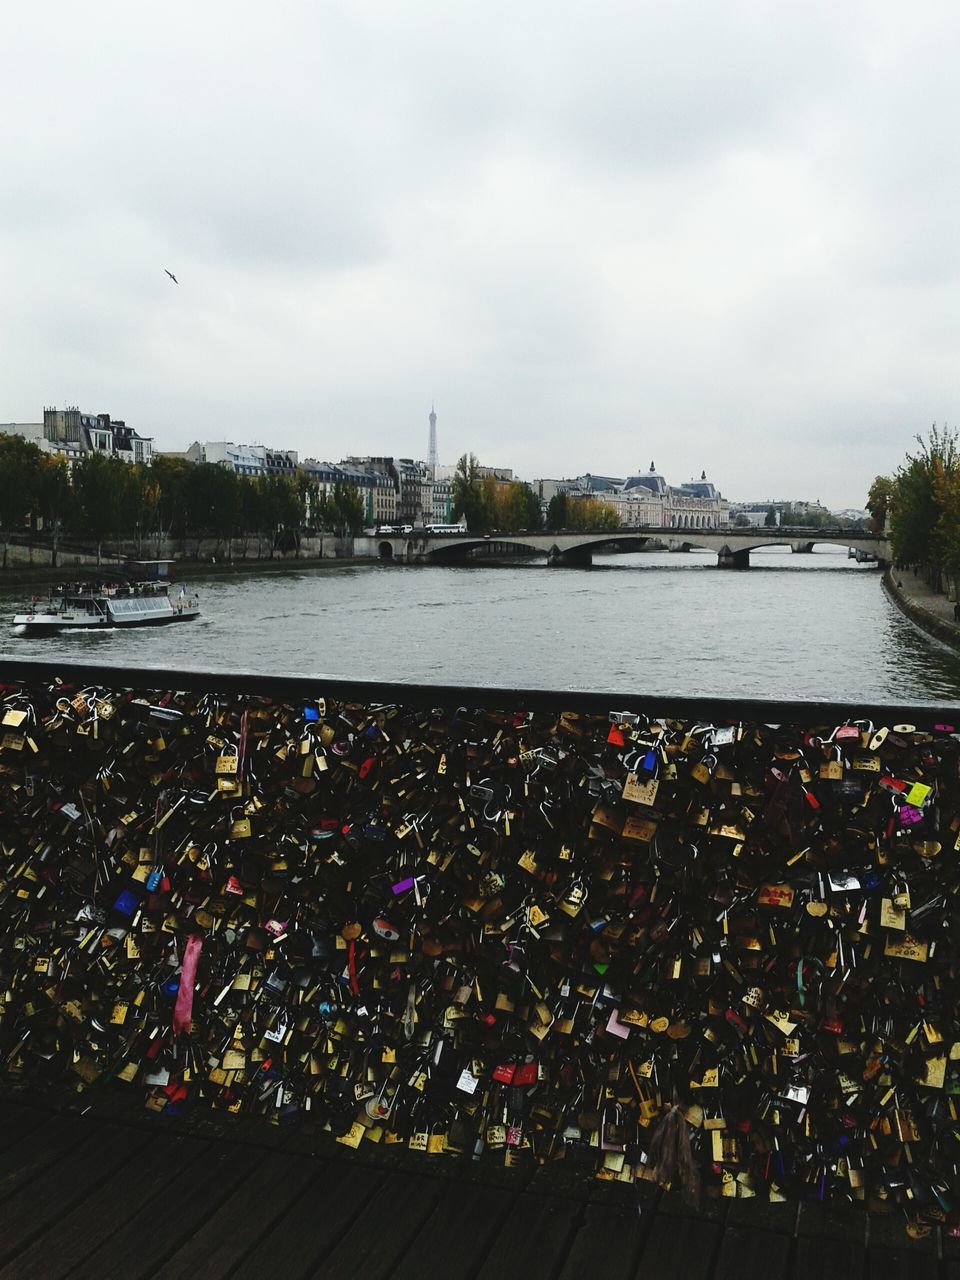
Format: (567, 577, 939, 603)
(883, 565, 960, 652)
(0, 534, 380, 586)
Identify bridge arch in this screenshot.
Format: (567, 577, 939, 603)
(379, 527, 889, 569)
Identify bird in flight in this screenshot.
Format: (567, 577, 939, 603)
(165, 269, 178, 284)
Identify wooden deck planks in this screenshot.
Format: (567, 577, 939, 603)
(68, 1139, 263, 1280)
(0, 1103, 51, 1156)
(390, 1180, 514, 1280)
(0, 1132, 208, 1280)
(712, 1226, 792, 1280)
(794, 1236, 863, 1280)
(152, 1150, 322, 1280)
(310, 1170, 447, 1280)
(557, 1201, 646, 1280)
(793, 1198, 866, 1280)
(635, 1212, 721, 1280)
(0, 1113, 96, 1205)
(866, 1249, 940, 1280)
(0, 1122, 150, 1269)
(472, 1193, 579, 1280)
(0, 1102, 955, 1279)
(230, 1160, 385, 1280)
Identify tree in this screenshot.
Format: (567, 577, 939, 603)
(260, 474, 304, 553)
(330, 482, 365, 536)
(0, 434, 42, 569)
(885, 424, 960, 588)
(237, 476, 265, 558)
(546, 492, 569, 531)
(932, 460, 960, 582)
(451, 453, 494, 533)
(490, 480, 543, 532)
(150, 455, 192, 552)
(517, 482, 543, 531)
(764, 505, 778, 527)
(35, 452, 73, 568)
(565, 496, 620, 531)
(866, 475, 895, 534)
(72, 452, 126, 565)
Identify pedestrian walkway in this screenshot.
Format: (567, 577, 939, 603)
(884, 567, 960, 651)
(0, 1092, 950, 1279)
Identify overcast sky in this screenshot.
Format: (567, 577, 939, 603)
(3, 1, 959, 506)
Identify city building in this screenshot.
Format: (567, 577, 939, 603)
(0, 422, 51, 450)
(1, 408, 155, 465)
(430, 472, 454, 523)
(183, 441, 297, 477)
(394, 458, 432, 525)
(531, 463, 729, 529)
(108, 419, 154, 466)
(434, 463, 514, 484)
(300, 459, 395, 526)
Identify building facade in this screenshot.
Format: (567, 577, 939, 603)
(533, 463, 729, 529)
(184, 441, 298, 477)
(37, 407, 154, 465)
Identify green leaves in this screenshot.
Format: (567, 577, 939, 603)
(453, 454, 545, 533)
(881, 423, 960, 576)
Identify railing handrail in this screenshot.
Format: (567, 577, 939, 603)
(0, 655, 954, 723)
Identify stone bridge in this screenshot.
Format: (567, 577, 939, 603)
(367, 527, 889, 569)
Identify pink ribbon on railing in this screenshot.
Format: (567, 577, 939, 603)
(172, 934, 202, 1035)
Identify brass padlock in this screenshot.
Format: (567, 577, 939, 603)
(819, 748, 843, 781)
(229, 808, 252, 839)
(690, 753, 716, 784)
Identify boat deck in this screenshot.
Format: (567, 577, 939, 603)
(0, 1091, 948, 1280)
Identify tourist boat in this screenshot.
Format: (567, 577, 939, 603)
(12, 571, 200, 635)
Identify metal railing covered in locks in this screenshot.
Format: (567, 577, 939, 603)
(0, 656, 958, 1218)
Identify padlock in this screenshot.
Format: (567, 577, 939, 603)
(215, 744, 239, 775)
(819, 747, 843, 781)
(229, 807, 252, 839)
(690, 753, 716, 784)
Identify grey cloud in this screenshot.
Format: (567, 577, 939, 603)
(3, 0, 960, 506)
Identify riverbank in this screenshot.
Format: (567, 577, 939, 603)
(0, 554, 378, 589)
(883, 566, 960, 653)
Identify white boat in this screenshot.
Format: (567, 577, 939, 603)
(13, 577, 200, 635)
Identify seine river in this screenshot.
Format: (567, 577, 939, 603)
(3, 546, 960, 703)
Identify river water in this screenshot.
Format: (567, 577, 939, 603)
(2, 547, 960, 703)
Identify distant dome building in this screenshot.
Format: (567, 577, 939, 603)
(679, 469, 721, 501)
(623, 461, 667, 497)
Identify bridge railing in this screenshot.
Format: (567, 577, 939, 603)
(0, 654, 953, 1213)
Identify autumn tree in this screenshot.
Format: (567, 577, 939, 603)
(888, 424, 958, 579)
(565, 496, 620, 531)
(451, 453, 494, 533)
(493, 481, 543, 531)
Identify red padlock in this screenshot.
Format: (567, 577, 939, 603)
(512, 1061, 537, 1086)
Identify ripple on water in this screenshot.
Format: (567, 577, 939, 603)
(2, 550, 959, 701)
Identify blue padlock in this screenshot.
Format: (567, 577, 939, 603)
(113, 889, 139, 918)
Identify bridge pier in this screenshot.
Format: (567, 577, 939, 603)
(717, 546, 750, 569)
(547, 544, 593, 567)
